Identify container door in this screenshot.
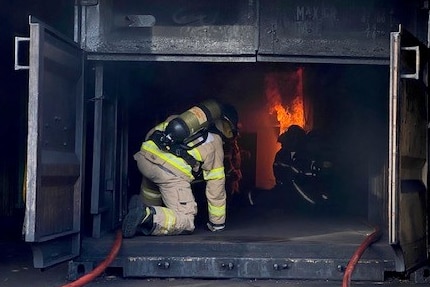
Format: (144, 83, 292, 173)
(23, 16, 84, 268)
(389, 25, 428, 272)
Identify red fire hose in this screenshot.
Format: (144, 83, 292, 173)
(342, 226, 381, 287)
(60, 229, 123, 287)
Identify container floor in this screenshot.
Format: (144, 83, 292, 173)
(77, 197, 396, 282)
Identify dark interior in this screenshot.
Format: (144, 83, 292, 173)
(83, 61, 390, 234)
(129, 61, 388, 216)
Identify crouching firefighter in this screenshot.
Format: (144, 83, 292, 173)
(122, 99, 239, 237)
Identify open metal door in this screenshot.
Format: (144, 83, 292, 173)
(389, 25, 428, 273)
(22, 16, 84, 268)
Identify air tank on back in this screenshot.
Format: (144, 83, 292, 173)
(164, 99, 222, 143)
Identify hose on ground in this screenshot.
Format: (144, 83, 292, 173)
(342, 226, 381, 287)
(60, 229, 123, 287)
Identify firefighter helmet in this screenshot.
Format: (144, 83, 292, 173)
(214, 103, 239, 139)
(164, 100, 222, 143)
(277, 125, 306, 150)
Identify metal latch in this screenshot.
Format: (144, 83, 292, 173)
(80, 0, 98, 6)
(220, 262, 235, 270)
(157, 261, 170, 269)
(273, 263, 289, 271)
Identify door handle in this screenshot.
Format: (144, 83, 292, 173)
(400, 46, 419, 80)
(14, 36, 30, 70)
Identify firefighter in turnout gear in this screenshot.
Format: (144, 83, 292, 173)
(122, 100, 239, 237)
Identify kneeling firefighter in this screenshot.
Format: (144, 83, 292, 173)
(122, 99, 239, 237)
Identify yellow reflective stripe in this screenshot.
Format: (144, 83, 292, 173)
(208, 202, 226, 217)
(188, 148, 202, 162)
(161, 208, 176, 234)
(141, 141, 193, 179)
(203, 166, 225, 180)
(143, 188, 161, 199)
(155, 121, 169, 131)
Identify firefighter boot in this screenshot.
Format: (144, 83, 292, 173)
(207, 221, 225, 232)
(127, 194, 145, 211)
(122, 197, 155, 238)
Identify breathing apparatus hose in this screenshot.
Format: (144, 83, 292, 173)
(60, 229, 123, 287)
(342, 225, 381, 287)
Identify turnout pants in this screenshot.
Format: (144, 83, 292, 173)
(134, 151, 197, 235)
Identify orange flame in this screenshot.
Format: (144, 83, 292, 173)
(265, 67, 306, 134)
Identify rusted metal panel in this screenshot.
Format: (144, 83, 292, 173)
(24, 16, 84, 268)
(388, 25, 428, 273)
(81, 0, 257, 57)
(258, 0, 407, 61)
(79, 0, 424, 63)
(121, 256, 388, 281)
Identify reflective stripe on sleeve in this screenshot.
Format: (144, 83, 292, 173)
(188, 148, 202, 162)
(155, 121, 169, 131)
(141, 141, 194, 179)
